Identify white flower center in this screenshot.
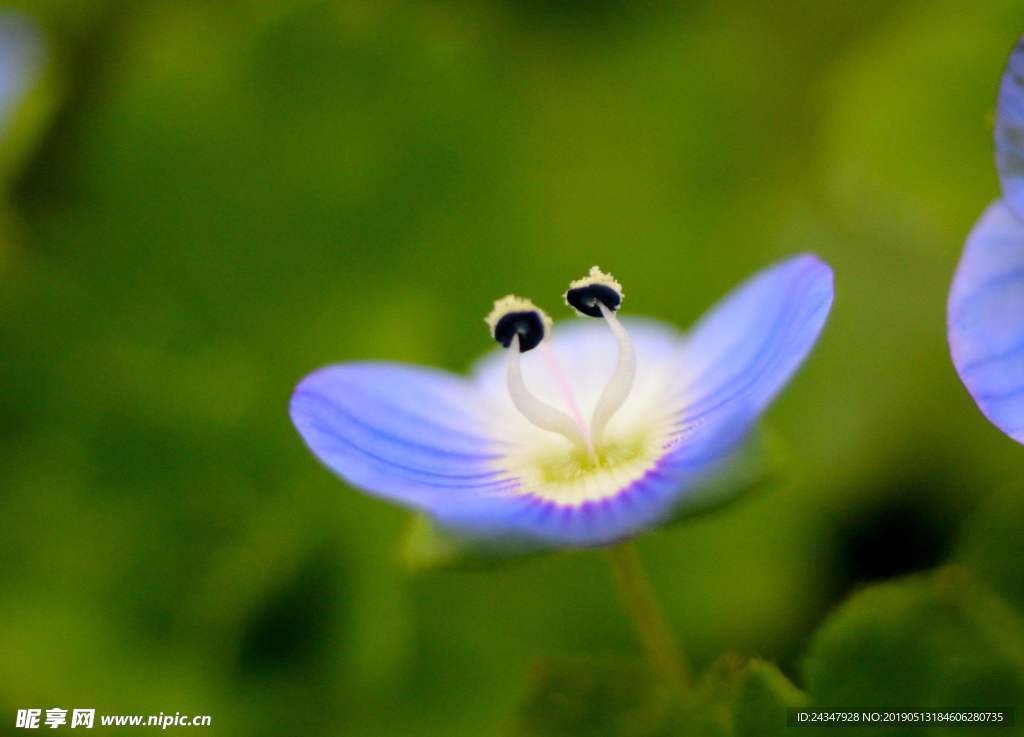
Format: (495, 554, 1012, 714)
(482, 267, 683, 505)
(505, 303, 637, 459)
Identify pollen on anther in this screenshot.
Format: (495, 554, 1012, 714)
(485, 295, 552, 352)
(564, 266, 624, 318)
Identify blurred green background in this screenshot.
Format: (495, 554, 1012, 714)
(3, 1, 1024, 734)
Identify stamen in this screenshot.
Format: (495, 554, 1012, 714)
(590, 301, 636, 446)
(507, 334, 589, 451)
(486, 294, 552, 352)
(563, 266, 635, 448)
(564, 265, 624, 317)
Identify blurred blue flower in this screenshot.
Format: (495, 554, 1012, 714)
(291, 255, 833, 547)
(0, 12, 43, 142)
(996, 36, 1024, 220)
(949, 38, 1024, 443)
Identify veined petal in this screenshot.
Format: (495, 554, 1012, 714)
(291, 355, 757, 547)
(948, 200, 1024, 443)
(290, 363, 517, 509)
(677, 254, 834, 425)
(429, 404, 758, 546)
(997, 36, 1024, 219)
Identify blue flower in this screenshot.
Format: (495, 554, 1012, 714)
(949, 38, 1024, 442)
(996, 36, 1024, 220)
(291, 255, 833, 547)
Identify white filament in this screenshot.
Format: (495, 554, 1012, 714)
(590, 301, 636, 446)
(507, 334, 589, 451)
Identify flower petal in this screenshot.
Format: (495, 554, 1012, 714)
(997, 36, 1024, 219)
(290, 362, 517, 508)
(948, 200, 1024, 443)
(291, 359, 760, 547)
(677, 254, 834, 425)
(427, 402, 759, 546)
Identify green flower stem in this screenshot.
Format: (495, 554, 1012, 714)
(607, 541, 691, 692)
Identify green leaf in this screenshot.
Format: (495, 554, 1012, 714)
(682, 655, 747, 737)
(508, 653, 807, 737)
(803, 567, 1024, 735)
(956, 484, 1024, 613)
(679, 656, 807, 737)
(732, 659, 808, 737)
(510, 655, 679, 737)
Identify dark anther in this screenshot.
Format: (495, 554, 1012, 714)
(494, 311, 546, 352)
(565, 284, 622, 318)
